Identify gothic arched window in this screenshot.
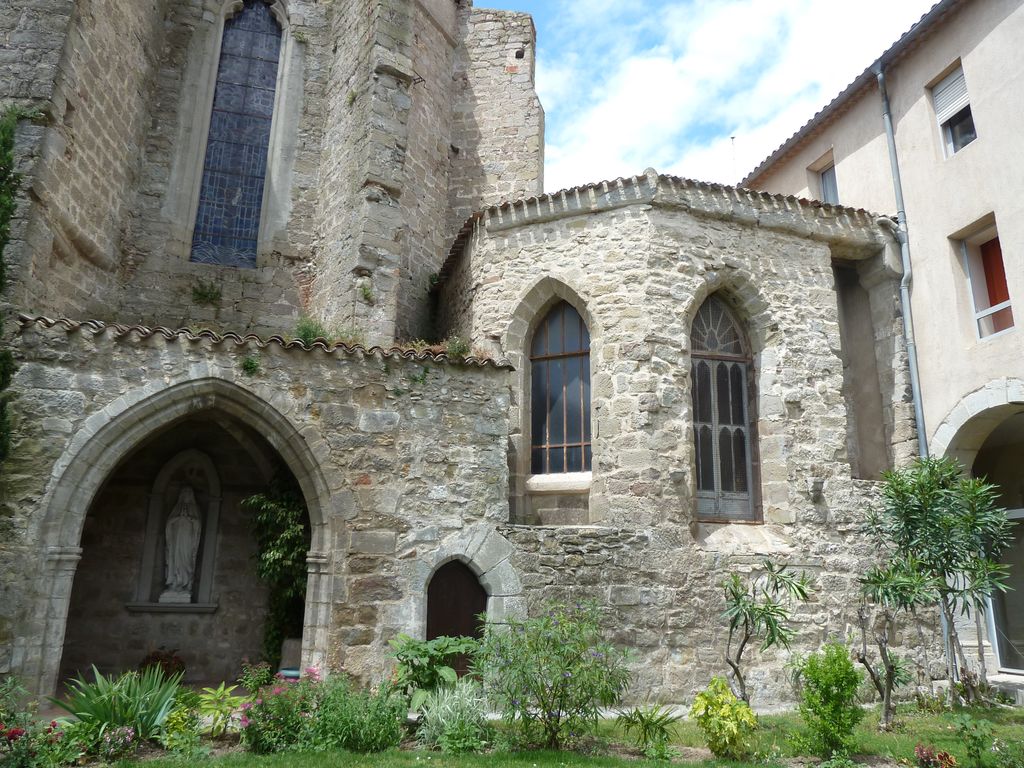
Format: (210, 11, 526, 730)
(190, 0, 283, 267)
(691, 295, 759, 521)
(530, 302, 591, 474)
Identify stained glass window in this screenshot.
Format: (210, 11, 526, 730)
(190, 0, 281, 268)
(691, 296, 758, 520)
(530, 302, 591, 474)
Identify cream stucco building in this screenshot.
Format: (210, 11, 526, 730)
(743, 0, 1024, 678)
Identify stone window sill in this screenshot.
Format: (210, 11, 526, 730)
(525, 471, 592, 494)
(125, 602, 219, 614)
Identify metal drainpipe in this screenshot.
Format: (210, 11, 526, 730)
(873, 64, 929, 459)
(874, 63, 953, 681)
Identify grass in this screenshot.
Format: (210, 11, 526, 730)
(121, 705, 1024, 768)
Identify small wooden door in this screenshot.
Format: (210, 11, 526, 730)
(426, 561, 488, 675)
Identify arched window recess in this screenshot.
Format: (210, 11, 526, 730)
(168, 0, 297, 268)
(529, 301, 592, 476)
(690, 295, 760, 522)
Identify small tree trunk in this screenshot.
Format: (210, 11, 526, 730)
(856, 605, 885, 701)
(877, 616, 896, 730)
(725, 626, 751, 703)
(974, 607, 989, 687)
(940, 597, 960, 705)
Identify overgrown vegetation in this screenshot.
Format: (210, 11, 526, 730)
(241, 470, 311, 665)
(868, 456, 1014, 704)
(191, 279, 223, 306)
(240, 354, 261, 376)
(0, 107, 23, 464)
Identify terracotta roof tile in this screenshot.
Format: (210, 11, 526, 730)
(16, 315, 513, 369)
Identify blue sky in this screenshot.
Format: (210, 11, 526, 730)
(478, 0, 937, 192)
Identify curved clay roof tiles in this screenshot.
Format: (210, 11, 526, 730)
(16, 315, 513, 369)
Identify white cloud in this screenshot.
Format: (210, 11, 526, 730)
(536, 0, 935, 191)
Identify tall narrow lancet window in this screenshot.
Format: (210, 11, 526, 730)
(691, 296, 759, 521)
(530, 302, 591, 474)
(190, 0, 282, 267)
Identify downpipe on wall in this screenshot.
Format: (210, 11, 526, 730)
(873, 63, 955, 684)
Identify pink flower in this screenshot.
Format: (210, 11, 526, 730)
(272, 686, 284, 695)
(241, 701, 252, 711)
(240, 716, 250, 728)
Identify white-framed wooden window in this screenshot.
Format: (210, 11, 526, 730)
(690, 295, 760, 522)
(960, 224, 1014, 339)
(819, 164, 839, 205)
(933, 65, 977, 156)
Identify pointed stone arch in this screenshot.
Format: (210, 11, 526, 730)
(504, 275, 597, 523)
(393, 524, 524, 640)
(24, 377, 333, 695)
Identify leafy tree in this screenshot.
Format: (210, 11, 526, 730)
(868, 457, 1014, 704)
(722, 560, 814, 703)
(242, 470, 310, 665)
(856, 557, 937, 729)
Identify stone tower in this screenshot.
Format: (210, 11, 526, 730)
(1, 0, 544, 343)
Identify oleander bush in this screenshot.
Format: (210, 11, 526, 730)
(475, 601, 631, 750)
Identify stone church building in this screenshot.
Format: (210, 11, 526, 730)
(1, 0, 921, 704)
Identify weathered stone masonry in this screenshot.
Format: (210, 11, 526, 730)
(1, 0, 938, 708)
(1, 318, 513, 694)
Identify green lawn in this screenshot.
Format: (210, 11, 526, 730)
(126, 705, 1024, 768)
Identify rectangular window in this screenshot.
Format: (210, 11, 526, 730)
(933, 65, 977, 156)
(819, 164, 839, 205)
(961, 226, 1013, 338)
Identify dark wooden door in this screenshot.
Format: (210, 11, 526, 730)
(426, 560, 487, 675)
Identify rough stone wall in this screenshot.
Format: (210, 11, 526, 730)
(394, 1, 457, 342)
(1, 320, 512, 692)
(449, 7, 544, 233)
(59, 419, 271, 684)
(114, 0, 329, 337)
(3, 0, 165, 318)
(434, 173, 928, 704)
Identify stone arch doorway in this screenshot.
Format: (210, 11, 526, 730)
(931, 381, 1024, 675)
(24, 378, 332, 695)
(426, 560, 488, 675)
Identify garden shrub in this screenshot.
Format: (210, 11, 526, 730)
(688, 676, 757, 759)
(417, 678, 491, 754)
(238, 660, 276, 694)
(797, 643, 864, 757)
(475, 601, 631, 750)
(198, 682, 245, 737)
(239, 679, 318, 754)
(51, 665, 182, 740)
(616, 703, 681, 760)
(389, 633, 478, 710)
(98, 725, 137, 762)
(302, 678, 404, 754)
(159, 701, 205, 758)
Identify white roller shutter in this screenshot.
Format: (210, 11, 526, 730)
(933, 66, 969, 124)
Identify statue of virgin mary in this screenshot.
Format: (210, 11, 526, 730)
(159, 486, 203, 603)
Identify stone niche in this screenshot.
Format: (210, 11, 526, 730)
(59, 418, 276, 684)
(130, 449, 221, 610)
